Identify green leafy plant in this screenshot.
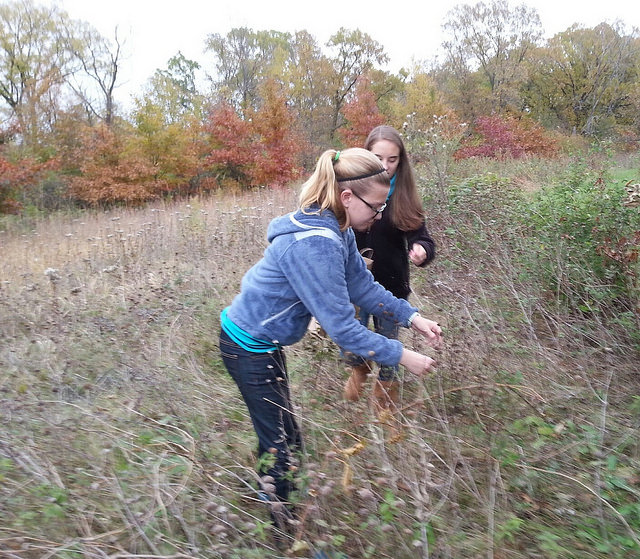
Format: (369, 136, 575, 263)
(523, 172, 640, 320)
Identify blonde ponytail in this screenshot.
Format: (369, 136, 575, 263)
(299, 148, 388, 230)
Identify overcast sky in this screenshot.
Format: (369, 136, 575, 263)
(45, 0, 640, 109)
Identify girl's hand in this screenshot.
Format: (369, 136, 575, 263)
(400, 349, 436, 376)
(408, 243, 427, 265)
(411, 316, 443, 349)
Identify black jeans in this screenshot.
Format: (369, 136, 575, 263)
(219, 329, 302, 502)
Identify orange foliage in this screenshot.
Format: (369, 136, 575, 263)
(0, 147, 58, 214)
(203, 83, 304, 188)
(250, 80, 304, 188)
(455, 114, 559, 160)
(339, 77, 385, 147)
(202, 102, 255, 188)
(68, 125, 168, 206)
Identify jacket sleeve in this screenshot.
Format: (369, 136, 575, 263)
(277, 233, 413, 366)
(343, 230, 419, 321)
(407, 220, 436, 267)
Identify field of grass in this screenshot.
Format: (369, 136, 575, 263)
(1, 160, 639, 558)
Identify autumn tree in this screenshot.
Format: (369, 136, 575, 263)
(68, 124, 168, 205)
(325, 28, 389, 140)
(367, 67, 406, 127)
(144, 52, 205, 124)
(285, 30, 335, 155)
(63, 21, 124, 126)
(249, 79, 304, 187)
(0, 0, 128, 157)
(441, 0, 542, 115)
(339, 76, 385, 146)
(201, 102, 254, 189)
(131, 98, 201, 195)
(0, 149, 58, 213)
(0, 121, 59, 212)
(455, 114, 558, 159)
(204, 27, 292, 114)
(202, 82, 303, 189)
(0, 0, 75, 146)
(524, 22, 640, 137)
(386, 67, 450, 132)
(1, 153, 36, 213)
(122, 53, 205, 194)
(432, 51, 489, 124)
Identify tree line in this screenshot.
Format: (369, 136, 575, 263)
(1, 0, 639, 211)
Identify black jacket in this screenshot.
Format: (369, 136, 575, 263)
(354, 197, 435, 299)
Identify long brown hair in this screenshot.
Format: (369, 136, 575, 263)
(364, 125, 424, 231)
(299, 148, 388, 231)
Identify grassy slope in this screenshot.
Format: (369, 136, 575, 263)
(1, 170, 639, 558)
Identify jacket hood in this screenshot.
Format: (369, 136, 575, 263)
(267, 207, 341, 243)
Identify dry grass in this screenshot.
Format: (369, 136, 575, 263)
(1, 182, 639, 559)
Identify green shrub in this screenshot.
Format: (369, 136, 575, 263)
(523, 173, 640, 317)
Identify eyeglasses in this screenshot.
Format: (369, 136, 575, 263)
(351, 191, 387, 216)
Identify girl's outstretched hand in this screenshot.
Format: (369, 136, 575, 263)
(400, 349, 436, 376)
(411, 316, 443, 350)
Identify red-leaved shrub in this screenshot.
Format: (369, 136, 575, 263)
(455, 115, 558, 160)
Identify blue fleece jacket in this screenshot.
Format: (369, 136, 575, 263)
(225, 207, 419, 366)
